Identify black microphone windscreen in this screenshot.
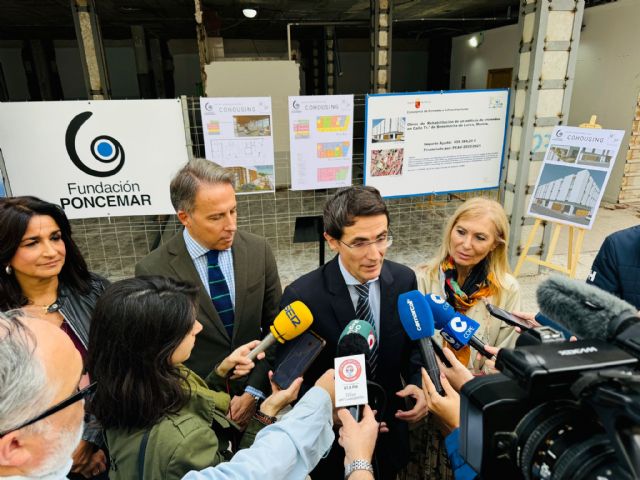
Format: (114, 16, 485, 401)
(336, 333, 370, 359)
(536, 275, 637, 341)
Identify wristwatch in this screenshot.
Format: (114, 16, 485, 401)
(344, 459, 374, 479)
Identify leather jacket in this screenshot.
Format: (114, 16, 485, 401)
(57, 273, 109, 446)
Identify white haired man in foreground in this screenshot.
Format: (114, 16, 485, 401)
(0, 312, 87, 480)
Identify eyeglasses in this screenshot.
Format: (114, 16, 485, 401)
(0, 382, 97, 437)
(338, 235, 393, 251)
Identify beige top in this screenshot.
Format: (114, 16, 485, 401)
(416, 266, 521, 372)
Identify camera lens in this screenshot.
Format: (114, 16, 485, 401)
(552, 434, 632, 480)
(515, 401, 598, 480)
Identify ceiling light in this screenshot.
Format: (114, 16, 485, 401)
(468, 32, 484, 48)
(242, 8, 257, 18)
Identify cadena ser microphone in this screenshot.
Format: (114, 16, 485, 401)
(537, 275, 640, 357)
(423, 293, 494, 359)
(398, 291, 445, 395)
(247, 301, 313, 361)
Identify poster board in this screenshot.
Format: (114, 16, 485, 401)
(288, 95, 354, 190)
(364, 89, 509, 198)
(0, 99, 188, 219)
(527, 126, 625, 229)
(200, 97, 275, 194)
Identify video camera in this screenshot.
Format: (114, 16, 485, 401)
(458, 276, 640, 480)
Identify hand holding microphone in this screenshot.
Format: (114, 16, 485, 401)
(397, 291, 445, 395)
(215, 339, 266, 378)
(247, 301, 314, 361)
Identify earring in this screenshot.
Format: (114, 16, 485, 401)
(5, 265, 12, 275)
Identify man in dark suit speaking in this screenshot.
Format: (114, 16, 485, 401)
(280, 185, 427, 479)
(136, 158, 281, 428)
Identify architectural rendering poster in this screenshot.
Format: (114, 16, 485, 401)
(364, 89, 509, 198)
(200, 97, 275, 194)
(527, 126, 625, 229)
(0, 99, 188, 219)
(288, 94, 354, 190)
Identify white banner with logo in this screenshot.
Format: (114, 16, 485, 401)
(200, 97, 275, 194)
(364, 90, 509, 198)
(527, 126, 624, 229)
(0, 99, 188, 219)
(288, 95, 354, 190)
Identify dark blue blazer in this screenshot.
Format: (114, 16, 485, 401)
(280, 255, 421, 479)
(587, 225, 640, 310)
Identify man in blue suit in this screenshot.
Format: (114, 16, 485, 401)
(280, 185, 427, 480)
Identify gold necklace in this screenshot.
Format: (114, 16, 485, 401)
(28, 299, 60, 313)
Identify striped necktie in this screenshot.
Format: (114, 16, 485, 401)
(354, 282, 379, 378)
(206, 250, 234, 339)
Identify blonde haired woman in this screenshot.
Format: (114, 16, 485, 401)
(417, 197, 520, 373)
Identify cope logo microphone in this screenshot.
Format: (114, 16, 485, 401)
(65, 111, 125, 177)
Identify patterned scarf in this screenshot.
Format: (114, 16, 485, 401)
(440, 256, 496, 365)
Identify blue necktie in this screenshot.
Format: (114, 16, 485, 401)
(354, 283, 379, 378)
(206, 250, 234, 339)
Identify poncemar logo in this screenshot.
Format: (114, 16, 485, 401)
(338, 359, 362, 383)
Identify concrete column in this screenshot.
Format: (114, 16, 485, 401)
(194, 0, 208, 94)
(131, 25, 155, 98)
(502, 0, 585, 270)
(324, 27, 335, 94)
(370, 0, 392, 93)
(312, 40, 320, 95)
(149, 38, 166, 98)
(71, 0, 110, 99)
(22, 40, 63, 100)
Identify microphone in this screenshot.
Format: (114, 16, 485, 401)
(336, 320, 374, 420)
(397, 291, 445, 395)
(537, 275, 640, 356)
(247, 301, 313, 361)
(423, 293, 494, 359)
(338, 319, 377, 354)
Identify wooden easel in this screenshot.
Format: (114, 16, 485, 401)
(513, 116, 601, 278)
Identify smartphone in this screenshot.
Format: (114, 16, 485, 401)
(272, 330, 326, 389)
(485, 303, 533, 331)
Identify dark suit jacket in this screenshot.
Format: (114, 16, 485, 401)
(280, 255, 421, 479)
(136, 230, 282, 394)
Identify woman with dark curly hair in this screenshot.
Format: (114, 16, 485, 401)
(0, 196, 109, 478)
(87, 276, 301, 480)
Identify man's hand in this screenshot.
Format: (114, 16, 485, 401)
(216, 340, 265, 379)
(338, 405, 380, 465)
(260, 371, 303, 417)
(437, 346, 474, 392)
(71, 441, 107, 478)
(228, 392, 258, 428)
(421, 368, 460, 435)
(394, 384, 428, 423)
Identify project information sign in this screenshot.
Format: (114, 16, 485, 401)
(0, 99, 188, 219)
(288, 95, 354, 190)
(200, 97, 275, 194)
(364, 90, 509, 198)
(527, 126, 624, 229)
